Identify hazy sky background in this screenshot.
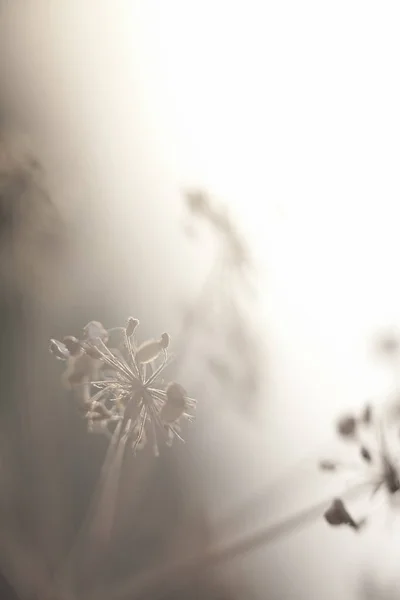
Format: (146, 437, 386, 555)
(3, 1, 400, 598)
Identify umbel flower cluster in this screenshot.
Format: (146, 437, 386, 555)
(319, 402, 400, 532)
(49, 318, 196, 455)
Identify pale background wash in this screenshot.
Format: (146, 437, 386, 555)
(2, 2, 400, 599)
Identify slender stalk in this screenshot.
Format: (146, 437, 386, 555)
(88, 481, 369, 600)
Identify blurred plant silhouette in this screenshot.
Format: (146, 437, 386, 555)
(0, 123, 237, 600)
(318, 331, 400, 535)
(178, 189, 262, 418)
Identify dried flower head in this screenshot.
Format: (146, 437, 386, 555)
(50, 319, 196, 455)
(319, 403, 400, 532)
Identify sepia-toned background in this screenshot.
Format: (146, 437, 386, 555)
(1, 2, 400, 599)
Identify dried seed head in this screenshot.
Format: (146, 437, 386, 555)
(126, 317, 139, 337)
(319, 459, 337, 472)
(49, 339, 69, 360)
(160, 332, 170, 349)
(161, 382, 186, 424)
(62, 336, 81, 356)
(360, 446, 372, 463)
(336, 414, 357, 438)
(50, 316, 195, 452)
(136, 339, 163, 364)
(83, 321, 109, 343)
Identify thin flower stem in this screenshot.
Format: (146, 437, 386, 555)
(88, 481, 370, 600)
(52, 423, 124, 595)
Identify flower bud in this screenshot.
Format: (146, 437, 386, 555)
(62, 336, 81, 356)
(160, 382, 186, 423)
(336, 414, 357, 438)
(49, 339, 69, 360)
(324, 498, 357, 528)
(126, 317, 139, 337)
(83, 321, 109, 343)
(160, 333, 170, 349)
(318, 459, 337, 471)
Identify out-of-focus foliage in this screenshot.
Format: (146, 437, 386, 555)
(178, 190, 262, 418)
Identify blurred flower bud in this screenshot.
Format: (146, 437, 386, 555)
(336, 414, 357, 438)
(83, 321, 109, 343)
(49, 339, 69, 360)
(324, 498, 362, 530)
(126, 317, 139, 337)
(160, 332, 170, 349)
(318, 459, 337, 471)
(62, 336, 81, 356)
(185, 190, 210, 215)
(377, 334, 399, 356)
(361, 403, 372, 425)
(360, 446, 372, 463)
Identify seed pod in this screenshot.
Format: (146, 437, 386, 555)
(49, 339, 69, 360)
(126, 317, 139, 337)
(336, 414, 357, 439)
(136, 339, 163, 364)
(160, 382, 186, 424)
(83, 321, 109, 343)
(62, 336, 81, 356)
